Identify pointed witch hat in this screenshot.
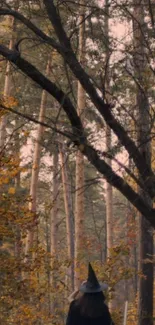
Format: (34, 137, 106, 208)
(79, 263, 108, 293)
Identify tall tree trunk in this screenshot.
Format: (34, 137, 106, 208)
(50, 148, 59, 257)
(14, 118, 21, 259)
(14, 118, 22, 283)
(105, 127, 113, 257)
(59, 142, 74, 291)
(105, 128, 113, 310)
(104, 0, 113, 310)
(0, 16, 18, 254)
(25, 58, 51, 255)
(125, 159, 137, 301)
(133, 2, 153, 325)
(45, 213, 51, 315)
(126, 161, 138, 299)
(104, 0, 113, 257)
(0, 16, 16, 150)
(74, 0, 86, 289)
(50, 146, 59, 313)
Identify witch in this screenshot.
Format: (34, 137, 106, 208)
(66, 263, 115, 325)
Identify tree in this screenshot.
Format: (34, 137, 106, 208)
(103, 0, 113, 258)
(132, 1, 153, 324)
(50, 146, 59, 259)
(0, 10, 17, 149)
(104, 0, 114, 311)
(59, 142, 74, 290)
(25, 57, 51, 255)
(74, 0, 86, 289)
(0, 0, 155, 228)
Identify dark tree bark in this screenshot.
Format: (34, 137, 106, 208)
(132, 1, 154, 324)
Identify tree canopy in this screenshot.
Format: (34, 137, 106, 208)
(0, 0, 155, 225)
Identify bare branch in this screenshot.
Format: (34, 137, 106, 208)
(0, 103, 73, 139)
(0, 8, 63, 53)
(82, 143, 155, 225)
(1, 99, 155, 223)
(0, 44, 84, 141)
(42, 0, 155, 192)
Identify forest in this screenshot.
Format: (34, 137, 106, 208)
(0, 0, 155, 324)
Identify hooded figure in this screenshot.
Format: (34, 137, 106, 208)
(66, 263, 114, 325)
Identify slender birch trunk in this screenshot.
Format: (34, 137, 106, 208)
(25, 58, 51, 255)
(59, 142, 74, 291)
(74, 0, 86, 289)
(0, 16, 16, 150)
(133, 2, 153, 324)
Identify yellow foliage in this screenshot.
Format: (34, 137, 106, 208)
(0, 151, 69, 324)
(127, 297, 138, 325)
(8, 187, 16, 194)
(23, 130, 30, 137)
(3, 177, 9, 184)
(0, 152, 140, 325)
(2, 95, 18, 107)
